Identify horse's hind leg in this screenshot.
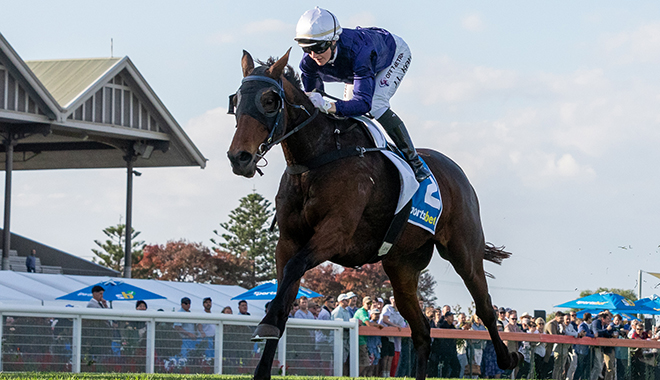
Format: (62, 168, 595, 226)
(382, 241, 434, 380)
(438, 237, 522, 371)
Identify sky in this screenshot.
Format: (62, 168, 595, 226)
(2, 1, 660, 316)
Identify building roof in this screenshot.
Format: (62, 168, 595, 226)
(27, 58, 121, 108)
(0, 31, 206, 170)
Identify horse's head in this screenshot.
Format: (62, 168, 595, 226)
(227, 49, 311, 178)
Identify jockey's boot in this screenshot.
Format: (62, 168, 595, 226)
(378, 108, 431, 182)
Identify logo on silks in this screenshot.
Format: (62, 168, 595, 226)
(379, 79, 390, 87)
(408, 162, 442, 234)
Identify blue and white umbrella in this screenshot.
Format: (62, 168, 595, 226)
(57, 279, 166, 302)
(231, 280, 323, 300)
(555, 292, 639, 311)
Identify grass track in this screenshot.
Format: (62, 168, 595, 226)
(0, 373, 471, 380)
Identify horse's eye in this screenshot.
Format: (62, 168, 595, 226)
(261, 91, 280, 114)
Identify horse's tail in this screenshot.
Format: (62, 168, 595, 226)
(484, 242, 511, 265)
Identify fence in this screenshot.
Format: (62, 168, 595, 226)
(2, 305, 660, 378)
(0, 305, 358, 376)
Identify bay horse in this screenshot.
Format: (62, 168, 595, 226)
(227, 49, 521, 380)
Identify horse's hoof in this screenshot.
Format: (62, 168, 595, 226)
(507, 351, 523, 369)
(251, 323, 281, 341)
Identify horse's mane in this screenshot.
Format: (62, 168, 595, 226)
(255, 57, 302, 90)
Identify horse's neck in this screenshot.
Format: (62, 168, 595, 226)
(281, 114, 359, 166)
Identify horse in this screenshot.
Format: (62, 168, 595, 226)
(226, 49, 522, 380)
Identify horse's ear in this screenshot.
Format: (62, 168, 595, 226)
(241, 50, 255, 77)
(266, 47, 291, 79)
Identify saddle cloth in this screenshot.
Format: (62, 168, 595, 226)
(353, 116, 442, 235)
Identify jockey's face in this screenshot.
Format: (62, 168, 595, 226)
(309, 42, 334, 66)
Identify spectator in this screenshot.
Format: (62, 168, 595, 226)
(497, 307, 507, 330)
(221, 306, 233, 314)
(590, 312, 615, 380)
(366, 306, 382, 376)
(380, 296, 406, 377)
(331, 294, 352, 376)
(520, 312, 532, 332)
(289, 301, 299, 317)
(375, 297, 384, 311)
(456, 313, 471, 378)
(173, 297, 198, 363)
(346, 292, 358, 317)
(354, 296, 379, 376)
(456, 312, 467, 327)
(136, 300, 147, 310)
(575, 312, 594, 380)
(551, 311, 570, 380)
(198, 297, 215, 361)
(611, 314, 628, 380)
(481, 313, 506, 379)
(424, 306, 435, 322)
(332, 295, 351, 321)
(87, 285, 108, 309)
(308, 300, 320, 318)
(294, 296, 315, 320)
(468, 314, 485, 377)
(437, 311, 460, 378)
(564, 312, 579, 380)
(237, 300, 250, 315)
(318, 296, 335, 320)
(26, 249, 37, 273)
(504, 309, 521, 378)
(543, 311, 564, 379)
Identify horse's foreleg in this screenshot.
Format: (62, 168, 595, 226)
(383, 246, 433, 380)
(441, 240, 522, 371)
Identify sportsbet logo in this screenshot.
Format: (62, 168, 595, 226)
(410, 207, 437, 225)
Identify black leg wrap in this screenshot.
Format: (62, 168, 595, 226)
(377, 109, 431, 182)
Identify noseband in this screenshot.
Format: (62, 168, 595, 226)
(228, 75, 318, 173)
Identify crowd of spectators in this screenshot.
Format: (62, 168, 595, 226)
(4, 284, 660, 378)
(291, 292, 660, 379)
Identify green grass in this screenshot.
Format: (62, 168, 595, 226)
(0, 374, 475, 380)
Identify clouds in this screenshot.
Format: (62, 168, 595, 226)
(603, 22, 660, 63)
(462, 14, 484, 32)
(208, 18, 293, 46)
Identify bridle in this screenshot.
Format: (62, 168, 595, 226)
(228, 74, 318, 174)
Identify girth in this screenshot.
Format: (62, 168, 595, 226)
(286, 146, 385, 175)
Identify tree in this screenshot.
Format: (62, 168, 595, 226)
(92, 224, 144, 273)
(418, 270, 438, 305)
(211, 191, 278, 288)
(301, 261, 438, 304)
(579, 287, 638, 301)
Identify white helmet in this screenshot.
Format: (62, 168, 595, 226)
(294, 7, 342, 47)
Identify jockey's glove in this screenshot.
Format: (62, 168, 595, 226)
(306, 92, 333, 113)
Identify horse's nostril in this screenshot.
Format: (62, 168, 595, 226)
(238, 151, 253, 163)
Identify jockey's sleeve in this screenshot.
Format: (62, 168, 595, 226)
(300, 60, 325, 93)
(334, 38, 378, 117)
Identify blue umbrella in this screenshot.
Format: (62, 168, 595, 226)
(57, 280, 166, 302)
(555, 292, 639, 311)
(636, 294, 660, 315)
(231, 280, 323, 300)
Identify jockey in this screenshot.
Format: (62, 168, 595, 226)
(294, 7, 431, 182)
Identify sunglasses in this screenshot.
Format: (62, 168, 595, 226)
(302, 41, 332, 55)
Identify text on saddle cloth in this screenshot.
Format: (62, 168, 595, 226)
(352, 116, 442, 236)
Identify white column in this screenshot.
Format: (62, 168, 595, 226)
(333, 327, 343, 376)
(145, 319, 156, 373)
(278, 329, 287, 376)
(349, 318, 359, 377)
(72, 316, 82, 373)
(215, 323, 223, 374)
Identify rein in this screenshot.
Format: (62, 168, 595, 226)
(229, 72, 383, 176)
